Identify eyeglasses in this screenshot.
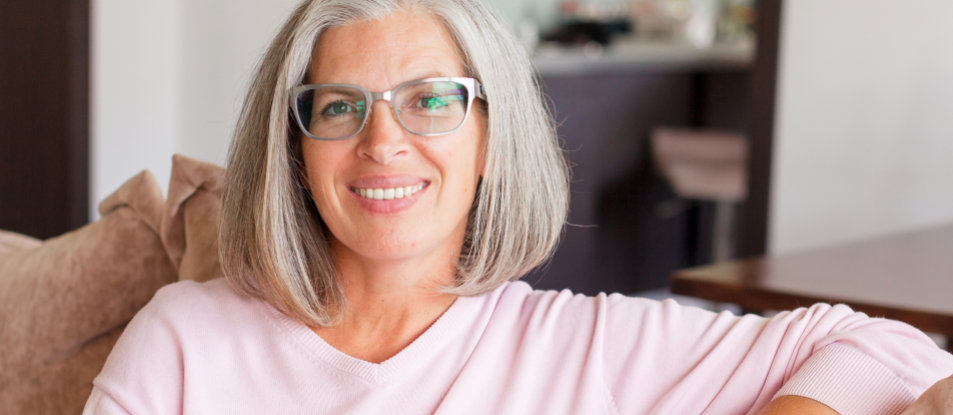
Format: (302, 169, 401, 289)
(290, 77, 486, 141)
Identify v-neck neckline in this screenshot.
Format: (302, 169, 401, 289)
(266, 292, 481, 384)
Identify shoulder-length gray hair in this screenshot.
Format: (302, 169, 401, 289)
(221, 0, 569, 327)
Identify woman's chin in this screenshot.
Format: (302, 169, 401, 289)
(338, 237, 460, 271)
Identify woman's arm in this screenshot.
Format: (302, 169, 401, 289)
(758, 376, 953, 415)
(600, 296, 953, 414)
(760, 396, 839, 414)
(900, 375, 953, 415)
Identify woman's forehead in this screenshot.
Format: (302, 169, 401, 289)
(308, 11, 465, 87)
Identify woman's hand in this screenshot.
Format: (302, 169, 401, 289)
(901, 374, 953, 415)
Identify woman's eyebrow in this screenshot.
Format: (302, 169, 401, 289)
(409, 71, 449, 80)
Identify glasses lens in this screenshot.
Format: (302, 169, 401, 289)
(394, 81, 469, 135)
(295, 86, 367, 139)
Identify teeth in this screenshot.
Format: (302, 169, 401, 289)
(354, 183, 425, 200)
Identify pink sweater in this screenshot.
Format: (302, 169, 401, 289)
(85, 278, 953, 414)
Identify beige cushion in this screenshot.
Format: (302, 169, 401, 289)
(0, 171, 177, 414)
(0, 230, 41, 257)
(161, 154, 226, 282)
(0, 155, 227, 414)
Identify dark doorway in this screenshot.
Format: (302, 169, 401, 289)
(0, 1, 90, 239)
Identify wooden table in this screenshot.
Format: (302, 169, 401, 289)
(671, 223, 953, 349)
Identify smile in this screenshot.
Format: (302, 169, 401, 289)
(352, 183, 426, 200)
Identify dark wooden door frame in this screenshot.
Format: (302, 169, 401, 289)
(0, 1, 89, 239)
(738, 0, 782, 257)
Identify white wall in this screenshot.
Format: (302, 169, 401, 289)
(90, 0, 299, 217)
(91, 0, 182, 216)
(770, 0, 953, 253)
(177, 1, 300, 165)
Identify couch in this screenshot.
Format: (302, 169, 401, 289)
(0, 155, 225, 414)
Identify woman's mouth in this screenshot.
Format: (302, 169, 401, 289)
(351, 183, 426, 200)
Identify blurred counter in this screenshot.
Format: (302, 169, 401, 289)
(532, 37, 754, 76)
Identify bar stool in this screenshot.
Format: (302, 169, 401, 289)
(651, 127, 748, 263)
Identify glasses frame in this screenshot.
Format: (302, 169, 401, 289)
(289, 76, 486, 141)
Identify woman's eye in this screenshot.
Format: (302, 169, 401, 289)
(414, 93, 466, 112)
(320, 101, 356, 117)
(417, 95, 449, 110)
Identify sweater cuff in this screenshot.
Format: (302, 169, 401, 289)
(773, 344, 915, 415)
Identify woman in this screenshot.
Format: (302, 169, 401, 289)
(85, 0, 953, 413)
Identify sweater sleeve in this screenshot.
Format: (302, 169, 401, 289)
(83, 388, 133, 415)
(600, 295, 953, 415)
(83, 283, 189, 415)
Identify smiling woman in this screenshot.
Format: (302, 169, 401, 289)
(214, 0, 568, 332)
(82, 0, 953, 414)
(299, 12, 490, 357)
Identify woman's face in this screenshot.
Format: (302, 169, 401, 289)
(301, 11, 485, 271)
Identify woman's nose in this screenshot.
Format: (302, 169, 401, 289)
(356, 100, 409, 165)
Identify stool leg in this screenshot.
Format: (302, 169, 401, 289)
(712, 200, 735, 263)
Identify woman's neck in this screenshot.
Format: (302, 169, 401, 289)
(311, 244, 460, 363)
(314, 287, 457, 363)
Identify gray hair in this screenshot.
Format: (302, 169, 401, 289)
(220, 0, 569, 327)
